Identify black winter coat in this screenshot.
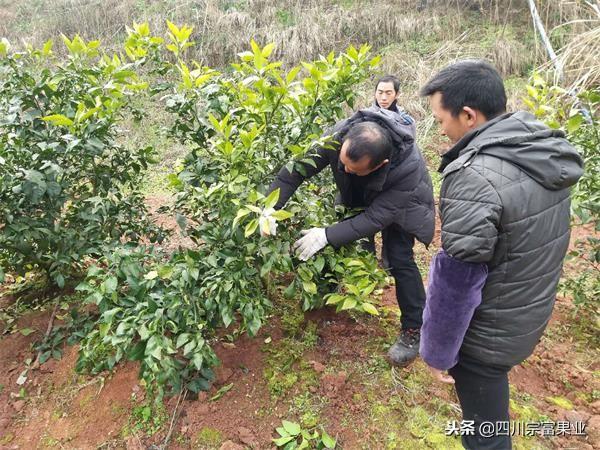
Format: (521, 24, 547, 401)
(439, 111, 584, 366)
(269, 107, 435, 248)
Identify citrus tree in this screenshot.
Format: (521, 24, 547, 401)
(0, 35, 161, 287)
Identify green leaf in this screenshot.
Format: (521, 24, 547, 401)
(361, 303, 379, 316)
(341, 298, 357, 310)
(55, 273, 65, 289)
(325, 294, 344, 305)
(128, 341, 146, 361)
(176, 333, 190, 348)
(566, 114, 583, 134)
(276, 427, 289, 437)
(283, 281, 296, 299)
(302, 281, 317, 294)
(272, 436, 295, 446)
(210, 383, 234, 401)
(42, 39, 53, 55)
(233, 208, 251, 227)
(19, 328, 36, 336)
(42, 114, 73, 126)
(314, 256, 325, 273)
(321, 430, 336, 448)
(261, 42, 275, 58)
(286, 66, 301, 84)
(244, 219, 259, 237)
(282, 420, 301, 436)
(103, 276, 118, 293)
(264, 188, 280, 209)
(270, 210, 293, 221)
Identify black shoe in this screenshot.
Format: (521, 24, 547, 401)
(387, 328, 420, 367)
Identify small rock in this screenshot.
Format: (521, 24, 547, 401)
(320, 371, 347, 396)
(196, 403, 210, 415)
(590, 400, 600, 414)
(215, 366, 234, 384)
(308, 386, 317, 393)
(309, 360, 325, 373)
(180, 425, 188, 434)
(578, 444, 593, 450)
(238, 427, 258, 448)
(587, 415, 600, 445)
(11, 400, 25, 413)
(572, 377, 584, 388)
(565, 410, 591, 424)
(219, 441, 245, 450)
(125, 437, 144, 450)
(132, 384, 141, 395)
(197, 392, 208, 402)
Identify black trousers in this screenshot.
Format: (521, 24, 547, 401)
(448, 355, 512, 450)
(364, 225, 425, 330)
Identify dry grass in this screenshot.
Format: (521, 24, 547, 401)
(552, 3, 600, 90)
(0, 0, 527, 67)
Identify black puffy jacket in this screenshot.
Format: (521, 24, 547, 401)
(439, 111, 584, 366)
(269, 106, 435, 247)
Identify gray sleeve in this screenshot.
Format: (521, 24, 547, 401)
(440, 167, 502, 263)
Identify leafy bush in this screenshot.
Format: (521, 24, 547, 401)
(0, 35, 161, 287)
(76, 246, 218, 397)
(165, 39, 387, 314)
(73, 31, 389, 397)
(273, 420, 336, 449)
(3, 23, 389, 398)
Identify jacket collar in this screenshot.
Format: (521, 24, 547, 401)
(337, 158, 391, 192)
(364, 163, 391, 191)
(373, 99, 399, 112)
(438, 112, 514, 172)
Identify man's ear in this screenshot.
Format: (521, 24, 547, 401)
(372, 159, 390, 171)
(462, 106, 487, 128)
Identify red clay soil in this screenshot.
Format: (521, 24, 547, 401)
(0, 294, 598, 449)
(0, 212, 598, 449)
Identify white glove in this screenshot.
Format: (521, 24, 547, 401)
(293, 228, 328, 261)
(259, 208, 277, 237)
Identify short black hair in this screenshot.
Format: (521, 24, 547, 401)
(375, 75, 400, 93)
(343, 122, 392, 169)
(420, 59, 507, 119)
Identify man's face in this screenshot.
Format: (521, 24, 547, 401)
(429, 91, 471, 144)
(375, 81, 397, 109)
(339, 140, 384, 176)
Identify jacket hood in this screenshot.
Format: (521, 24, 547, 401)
(337, 106, 416, 169)
(446, 111, 584, 190)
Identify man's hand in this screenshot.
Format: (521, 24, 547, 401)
(293, 228, 328, 261)
(427, 365, 455, 384)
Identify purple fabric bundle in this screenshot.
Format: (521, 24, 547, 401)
(420, 249, 488, 370)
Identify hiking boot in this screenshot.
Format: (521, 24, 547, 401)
(387, 328, 420, 367)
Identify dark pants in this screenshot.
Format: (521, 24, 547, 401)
(364, 225, 425, 330)
(448, 355, 512, 450)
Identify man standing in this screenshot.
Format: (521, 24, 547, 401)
(374, 75, 415, 132)
(419, 60, 583, 449)
(269, 104, 435, 367)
